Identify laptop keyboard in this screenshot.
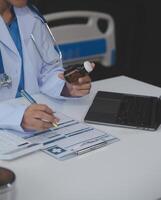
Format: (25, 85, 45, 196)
(116, 96, 155, 128)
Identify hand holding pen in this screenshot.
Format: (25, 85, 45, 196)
(20, 90, 59, 131)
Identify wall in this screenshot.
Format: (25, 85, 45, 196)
(131, 2, 161, 87)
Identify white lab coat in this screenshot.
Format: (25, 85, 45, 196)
(0, 6, 66, 131)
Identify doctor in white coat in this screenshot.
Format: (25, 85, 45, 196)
(0, 0, 93, 132)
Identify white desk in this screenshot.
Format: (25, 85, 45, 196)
(1, 76, 161, 200)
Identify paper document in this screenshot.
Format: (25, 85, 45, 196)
(0, 130, 42, 160)
(0, 112, 119, 160)
(25, 112, 119, 160)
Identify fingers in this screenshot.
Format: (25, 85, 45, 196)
(78, 75, 91, 84)
(58, 62, 95, 82)
(66, 82, 91, 96)
(71, 82, 91, 91)
(33, 110, 59, 124)
(21, 104, 59, 131)
(63, 74, 92, 97)
(91, 62, 95, 69)
(59, 62, 94, 97)
(22, 118, 52, 131)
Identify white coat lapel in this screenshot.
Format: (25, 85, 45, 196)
(0, 13, 22, 100)
(14, 6, 36, 42)
(0, 6, 39, 101)
(14, 6, 40, 93)
(0, 16, 19, 56)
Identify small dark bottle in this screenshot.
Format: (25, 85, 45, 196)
(64, 61, 93, 83)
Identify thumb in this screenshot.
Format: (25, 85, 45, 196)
(58, 72, 65, 80)
(91, 62, 95, 70)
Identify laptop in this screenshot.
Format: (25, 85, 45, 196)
(84, 91, 161, 131)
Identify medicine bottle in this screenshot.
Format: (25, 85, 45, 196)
(0, 167, 16, 200)
(64, 61, 93, 83)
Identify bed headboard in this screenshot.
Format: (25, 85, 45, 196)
(44, 10, 116, 67)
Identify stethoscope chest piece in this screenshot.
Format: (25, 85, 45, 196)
(0, 74, 12, 88)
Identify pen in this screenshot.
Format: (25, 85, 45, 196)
(20, 90, 58, 128)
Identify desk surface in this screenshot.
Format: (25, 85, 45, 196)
(1, 76, 161, 200)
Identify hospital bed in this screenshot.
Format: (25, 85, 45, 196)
(44, 10, 116, 67)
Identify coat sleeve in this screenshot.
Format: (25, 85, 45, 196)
(31, 13, 78, 100)
(34, 18, 68, 99)
(0, 102, 27, 132)
(39, 64, 83, 100)
(37, 36, 72, 100)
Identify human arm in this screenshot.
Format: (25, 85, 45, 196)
(0, 102, 27, 132)
(0, 102, 59, 132)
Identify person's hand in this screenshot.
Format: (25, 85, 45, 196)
(59, 63, 95, 97)
(21, 104, 59, 131)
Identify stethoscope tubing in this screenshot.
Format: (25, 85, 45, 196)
(30, 22, 62, 66)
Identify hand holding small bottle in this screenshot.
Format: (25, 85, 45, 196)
(59, 61, 95, 97)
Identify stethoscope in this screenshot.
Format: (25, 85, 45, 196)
(0, 4, 62, 89)
(30, 21, 62, 66)
(29, 4, 62, 66)
(0, 74, 12, 88)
